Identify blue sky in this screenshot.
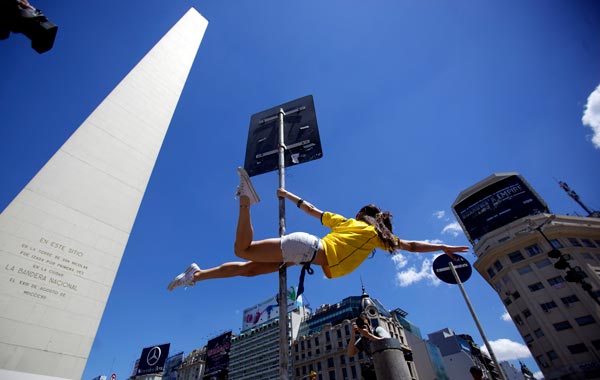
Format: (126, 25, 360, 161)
(2, 1, 600, 379)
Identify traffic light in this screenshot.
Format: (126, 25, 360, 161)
(553, 255, 570, 270)
(565, 267, 586, 283)
(309, 370, 317, 380)
(547, 248, 561, 259)
(0, 0, 57, 53)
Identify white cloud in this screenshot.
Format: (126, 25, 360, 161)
(480, 338, 531, 361)
(422, 239, 443, 245)
(433, 210, 446, 219)
(533, 371, 544, 379)
(395, 256, 441, 287)
(501, 311, 511, 322)
(582, 84, 600, 149)
(442, 221, 462, 237)
(391, 253, 408, 269)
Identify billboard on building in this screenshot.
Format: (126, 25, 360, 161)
(453, 174, 548, 244)
(203, 331, 232, 380)
(163, 351, 184, 380)
(242, 287, 302, 331)
(136, 343, 171, 376)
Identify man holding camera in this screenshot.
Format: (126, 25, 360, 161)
(347, 313, 391, 380)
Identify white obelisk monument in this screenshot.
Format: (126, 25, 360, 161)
(0, 8, 207, 380)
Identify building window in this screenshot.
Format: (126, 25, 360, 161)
(494, 260, 503, 271)
(581, 239, 595, 248)
(536, 355, 549, 368)
(344, 325, 350, 336)
(508, 251, 525, 263)
(523, 309, 532, 318)
(547, 276, 565, 286)
(337, 330, 342, 339)
(327, 358, 334, 368)
(592, 340, 600, 350)
(568, 238, 582, 247)
(351, 366, 357, 378)
(328, 370, 335, 380)
(504, 297, 512, 306)
(575, 315, 596, 326)
(550, 239, 563, 249)
(514, 315, 523, 325)
(317, 362, 322, 371)
(534, 328, 544, 338)
(517, 265, 532, 275)
(525, 244, 542, 256)
(487, 267, 496, 278)
(513, 291, 521, 299)
(561, 294, 579, 306)
(340, 355, 345, 365)
(547, 350, 558, 360)
(553, 320, 573, 331)
(534, 259, 552, 269)
(528, 282, 545, 292)
(567, 343, 589, 354)
(523, 334, 533, 343)
(540, 301, 557, 312)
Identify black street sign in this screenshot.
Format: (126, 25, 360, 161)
(244, 95, 323, 177)
(432, 254, 472, 284)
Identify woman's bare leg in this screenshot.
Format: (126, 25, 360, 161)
(234, 195, 254, 253)
(193, 261, 283, 281)
(234, 195, 284, 262)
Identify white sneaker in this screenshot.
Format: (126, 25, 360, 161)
(235, 167, 260, 205)
(167, 263, 200, 291)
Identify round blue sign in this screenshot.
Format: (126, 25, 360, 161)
(432, 254, 472, 284)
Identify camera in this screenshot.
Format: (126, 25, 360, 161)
(355, 316, 367, 329)
(0, 0, 58, 53)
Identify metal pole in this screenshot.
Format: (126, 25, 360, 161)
(371, 338, 412, 380)
(277, 108, 289, 380)
(449, 262, 506, 380)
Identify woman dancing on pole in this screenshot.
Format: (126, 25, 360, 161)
(167, 167, 469, 292)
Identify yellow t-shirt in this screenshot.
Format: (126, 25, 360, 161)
(320, 212, 388, 279)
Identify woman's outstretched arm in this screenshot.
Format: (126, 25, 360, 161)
(395, 239, 469, 260)
(277, 188, 323, 219)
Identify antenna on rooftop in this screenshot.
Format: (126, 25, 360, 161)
(557, 179, 599, 217)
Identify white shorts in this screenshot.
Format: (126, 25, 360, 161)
(281, 232, 320, 264)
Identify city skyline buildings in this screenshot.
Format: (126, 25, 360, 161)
(2, 2, 599, 379)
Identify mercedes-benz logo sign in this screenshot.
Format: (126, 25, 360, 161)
(146, 346, 161, 366)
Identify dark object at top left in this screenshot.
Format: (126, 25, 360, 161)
(0, 0, 58, 53)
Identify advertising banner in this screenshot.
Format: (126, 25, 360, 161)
(203, 331, 232, 380)
(454, 175, 548, 243)
(242, 287, 301, 331)
(136, 343, 170, 376)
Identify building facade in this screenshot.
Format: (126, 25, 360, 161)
(428, 328, 499, 380)
(177, 348, 206, 380)
(453, 173, 600, 380)
(395, 312, 449, 380)
(292, 291, 418, 380)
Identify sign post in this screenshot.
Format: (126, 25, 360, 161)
(244, 95, 323, 379)
(433, 254, 505, 380)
